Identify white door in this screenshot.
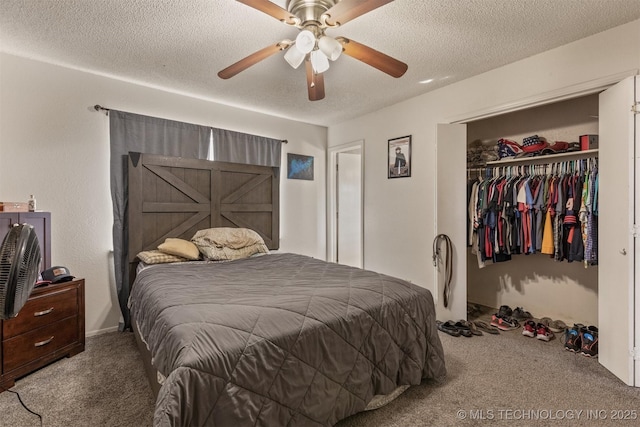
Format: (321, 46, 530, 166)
(599, 75, 637, 386)
(337, 150, 363, 268)
(328, 141, 364, 267)
(435, 123, 467, 320)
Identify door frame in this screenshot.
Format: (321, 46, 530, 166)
(328, 140, 364, 264)
(635, 77, 640, 387)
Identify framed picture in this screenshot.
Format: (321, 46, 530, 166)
(388, 135, 411, 178)
(287, 153, 314, 180)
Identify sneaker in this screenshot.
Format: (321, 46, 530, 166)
(512, 307, 533, 320)
(522, 320, 536, 337)
(540, 317, 568, 333)
(535, 323, 554, 341)
(491, 314, 520, 331)
(580, 326, 598, 357)
(498, 305, 513, 317)
(564, 324, 584, 352)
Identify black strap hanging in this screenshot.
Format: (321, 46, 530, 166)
(432, 234, 453, 308)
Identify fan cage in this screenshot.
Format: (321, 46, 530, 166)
(0, 224, 42, 319)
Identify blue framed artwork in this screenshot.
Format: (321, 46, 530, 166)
(287, 153, 314, 180)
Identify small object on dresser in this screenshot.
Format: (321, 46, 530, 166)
(28, 195, 36, 212)
(0, 202, 29, 212)
(41, 266, 74, 284)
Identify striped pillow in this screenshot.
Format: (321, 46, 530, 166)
(137, 250, 187, 264)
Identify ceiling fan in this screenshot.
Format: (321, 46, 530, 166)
(218, 0, 408, 101)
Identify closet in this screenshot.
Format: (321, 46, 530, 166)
(466, 94, 599, 328)
(435, 76, 639, 387)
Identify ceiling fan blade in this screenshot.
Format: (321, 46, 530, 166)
(336, 37, 407, 78)
(324, 0, 394, 26)
(305, 58, 325, 101)
(236, 0, 298, 25)
(218, 42, 289, 79)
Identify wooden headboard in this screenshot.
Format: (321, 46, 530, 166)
(127, 152, 279, 266)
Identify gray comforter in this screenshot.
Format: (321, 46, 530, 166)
(129, 253, 446, 426)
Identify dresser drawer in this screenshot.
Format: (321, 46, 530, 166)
(2, 286, 78, 339)
(2, 316, 78, 373)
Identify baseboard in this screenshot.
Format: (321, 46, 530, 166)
(85, 326, 119, 337)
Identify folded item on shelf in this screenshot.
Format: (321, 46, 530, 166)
(522, 135, 549, 153)
(540, 140, 569, 155)
(497, 138, 523, 159)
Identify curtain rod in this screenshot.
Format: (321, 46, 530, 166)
(93, 104, 287, 143)
(94, 104, 110, 114)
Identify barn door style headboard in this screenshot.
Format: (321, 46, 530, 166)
(127, 152, 279, 265)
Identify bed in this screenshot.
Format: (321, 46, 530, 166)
(127, 153, 446, 426)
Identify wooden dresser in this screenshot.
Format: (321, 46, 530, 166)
(0, 278, 85, 390)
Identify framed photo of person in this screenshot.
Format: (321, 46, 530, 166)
(388, 135, 411, 178)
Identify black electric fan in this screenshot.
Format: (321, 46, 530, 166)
(0, 224, 41, 320)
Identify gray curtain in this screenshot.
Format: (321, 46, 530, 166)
(109, 110, 210, 330)
(212, 128, 282, 167)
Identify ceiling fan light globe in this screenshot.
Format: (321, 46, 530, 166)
(284, 46, 305, 69)
(310, 50, 330, 74)
(295, 30, 316, 54)
(318, 36, 342, 61)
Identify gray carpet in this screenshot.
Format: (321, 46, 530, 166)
(1, 325, 639, 426)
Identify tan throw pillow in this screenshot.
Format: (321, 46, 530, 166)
(191, 228, 269, 261)
(137, 250, 187, 264)
(158, 238, 200, 260)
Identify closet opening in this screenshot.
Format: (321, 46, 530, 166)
(465, 93, 600, 328)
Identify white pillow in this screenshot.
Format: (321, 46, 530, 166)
(191, 228, 269, 260)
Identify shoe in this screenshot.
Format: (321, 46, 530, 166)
(535, 323, 554, 341)
(467, 303, 482, 317)
(473, 320, 500, 335)
(522, 320, 536, 337)
(491, 314, 520, 331)
(580, 326, 598, 357)
(498, 305, 513, 317)
(540, 317, 567, 333)
(564, 324, 584, 352)
(437, 320, 461, 337)
(453, 321, 474, 337)
(457, 320, 483, 336)
(512, 307, 533, 320)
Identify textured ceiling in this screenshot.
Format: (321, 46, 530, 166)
(1, 0, 640, 126)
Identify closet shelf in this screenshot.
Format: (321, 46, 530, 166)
(485, 149, 598, 166)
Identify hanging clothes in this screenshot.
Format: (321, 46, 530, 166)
(466, 157, 598, 267)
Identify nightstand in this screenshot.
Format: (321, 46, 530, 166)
(0, 278, 85, 390)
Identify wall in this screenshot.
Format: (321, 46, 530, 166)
(0, 53, 327, 335)
(327, 20, 640, 322)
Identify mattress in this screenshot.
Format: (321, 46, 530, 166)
(129, 253, 446, 426)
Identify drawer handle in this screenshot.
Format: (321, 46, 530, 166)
(34, 336, 54, 347)
(34, 307, 54, 317)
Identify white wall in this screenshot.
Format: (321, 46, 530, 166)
(328, 20, 640, 321)
(0, 54, 327, 335)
